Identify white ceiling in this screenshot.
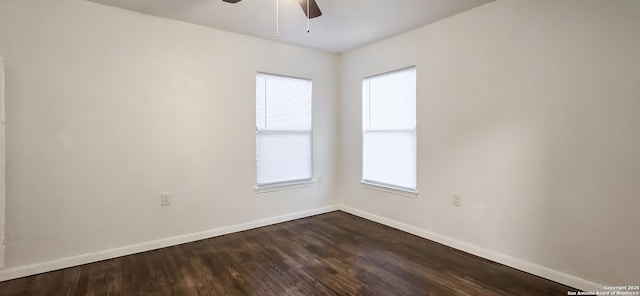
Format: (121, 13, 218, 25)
(87, 0, 494, 54)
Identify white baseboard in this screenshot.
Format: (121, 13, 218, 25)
(338, 204, 604, 292)
(0, 203, 606, 292)
(0, 205, 339, 282)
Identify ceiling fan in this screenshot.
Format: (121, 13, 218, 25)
(222, 0, 322, 19)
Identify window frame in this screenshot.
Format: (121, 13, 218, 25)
(255, 72, 314, 193)
(361, 66, 418, 197)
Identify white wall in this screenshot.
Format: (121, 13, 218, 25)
(0, 57, 5, 268)
(1, 0, 638, 289)
(338, 0, 640, 287)
(0, 0, 338, 271)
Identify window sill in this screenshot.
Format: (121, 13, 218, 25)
(255, 179, 315, 194)
(361, 181, 418, 198)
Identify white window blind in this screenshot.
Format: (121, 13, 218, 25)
(363, 67, 417, 191)
(256, 73, 312, 186)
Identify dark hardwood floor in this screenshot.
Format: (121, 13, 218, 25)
(0, 211, 577, 295)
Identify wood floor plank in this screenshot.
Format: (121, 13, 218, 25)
(0, 211, 579, 295)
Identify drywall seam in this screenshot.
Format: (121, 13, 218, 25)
(0, 205, 339, 282)
(338, 204, 604, 292)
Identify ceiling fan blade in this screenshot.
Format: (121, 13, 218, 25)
(222, 0, 242, 3)
(297, 0, 322, 19)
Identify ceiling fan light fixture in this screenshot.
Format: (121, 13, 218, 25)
(222, 0, 322, 37)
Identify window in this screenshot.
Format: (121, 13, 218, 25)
(362, 67, 417, 193)
(256, 73, 312, 188)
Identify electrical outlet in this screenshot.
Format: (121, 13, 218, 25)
(452, 194, 462, 207)
(161, 192, 171, 206)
